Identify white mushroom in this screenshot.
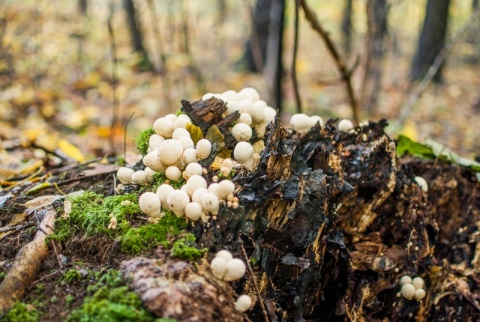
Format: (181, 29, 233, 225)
(167, 190, 190, 217)
(210, 257, 228, 280)
(218, 180, 235, 199)
(412, 276, 425, 290)
(144, 167, 155, 183)
(309, 115, 324, 128)
(185, 175, 208, 197)
(399, 275, 412, 286)
(401, 283, 416, 300)
(290, 113, 311, 133)
(222, 90, 237, 101)
(226, 100, 241, 115)
(158, 139, 184, 166)
(153, 117, 174, 138)
(237, 87, 260, 101)
(172, 128, 191, 140)
(231, 123, 253, 142)
(185, 202, 203, 221)
(414, 288, 426, 300)
(338, 119, 353, 132)
(234, 142, 254, 170)
(235, 295, 252, 313)
(165, 166, 182, 181)
(117, 167, 134, 184)
(148, 134, 165, 150)
(183, 162, 203, 180)
(156, 184, 174, 209)
(131, 170, 148, 185)
(215, 250, 233, 262)
(207, 183, 220, 197)
(173, 117, 190, 130)
(239, 100, 254, 115)
(238, 113, 253, 125)
(143, 150, 167, 172)
(202, 193, 220, 215)
(196, 139, 212, 160)
(192, 187, 208, 204)
(139, 192, 161, 217)
(177, 136, 194, 150)
(223, 258, 247, 282)
(263, 106, 277, 124)
(183, 148, 198, 164)
(414, 176, 428, 193)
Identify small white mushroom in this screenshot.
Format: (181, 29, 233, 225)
(251, 105, 265, 123)
(164, 114, 178, 122)
(412, 276, 425, 290)
(202, 193, 220, 215)
(131, 170, 148, 185)
(158, 139, 184, 166)
(215, 250, 233, 262)
(338, 119, 354, 132)
(144, 167, 155, 183)
(117, 167, 134, 184)
(401, 283, 416, 300)
(239, 100, 254, 115)
(235, 295, 252, 313)
(231, 123, 253, 142)
(218, 180, 235, 199)
(223, 258, 247, 282)
(238, 113, 253, 125)
(226, 100, 241, 115)
(207, 183, 220, 197)
(234, 142, 254, 169)
(222, 90, 237, 101)
(192, 187, 208, 204)
(185, 175, 208, 197)
(202, 93, 215, 100)
(156, 184, 174, 209)
(185, 202, 203, 221)
(183, 162, 203, 180)
(139, 192, 161, 217)
(172, 128, 191, 140)
(167, 190, 190, 217)
(143, 150, 167, 172)
(165, 166, 182, 181)
(309, 115, 324, 128)
(290, 113, 311, 133)
(173, 117, 190, 130)
(237, 87, 260, 101)
(153, 117, 174, 138)
(399, 275, 412, 286)
(414, 176, 428, 193)
(183, 148, 198, 164)
(149, 134, 165, 150)
(210, 257, 228, 279)
(263, 106, 277, 124)
(414, 288, 426, 300)
(196, 139, 212, 160)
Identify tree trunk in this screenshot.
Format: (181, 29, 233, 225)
(78, 0, 88, 16)
(361, 0, 388, 115)
(341, 0, 353, 57)
(410, 0, 451, 82)
(123, 0, 152, 70)
(242, 0, 285, 112)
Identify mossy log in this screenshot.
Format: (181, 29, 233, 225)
(123, 99, 480, 321)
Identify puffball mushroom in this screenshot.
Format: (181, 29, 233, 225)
(158, 139, 184, 166)
(235, 295, 252, 313)
(263, 106, 277, 124)
(237, 87, 260, 101)
(192, 187, 208, 204)
(338, 119, 354, 132)
(238, 113, 253, 125)
(153, 117, 174, 138)
(412, 276, 425, 290)
(196, 139, 212, 160)
(144, 167, 155, 183)
(216, 250, 233, 262)
(167, 190, 190, 217)
(218, 180, 235, 199)
(310, 115, 324, 128)
(178, 136, 194, 150)
(234, 142, 254, 170)
(239, 100, 254, 115)
(183, 162, 203, 180)
(185, 202, 203, 221)
(131, 170, 148, 185)
(139, 192, 161, 217)
(231, 123, 253, 142)
(183, 148, 198, 164)
(226, 100, 241, 115)
(202, 193, 220, 215)
(401, 283, 416, 300)
(185, 174, 208, 196)
(117, 167, 134, 184)
(149, 134, 165, 150)
(290, 113, 311, 133)
(399, 275, 412, 285)
(172, 128, 191, 140)
(156, 184, 174, 209)
(414, 176, 428, 193)
(173, 117, 190, 130)
(143, 150, 167, 172)
(223, 258, 247, 282)
(165, 166, 182, 181)
(210, 257, 228, 279)
(414, 288, 426, 300)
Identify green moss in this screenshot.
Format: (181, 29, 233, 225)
(62, 269, 83, 284)
(121, 213, 187, 254)
(65, 294, 75, 306)
(171, 233, 206, 261)
(1, 302, 41, 322)
(66, 270, 155, 322)
(0, 271, 5, 282)
(135, 128, 156, 155)
(147, 173, 185, 191)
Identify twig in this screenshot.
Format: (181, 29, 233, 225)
(299, 0, 359, 124)
(32, 268, 63, 286)
(124, 111, 135, 166)
(107, 0, 119, 155)
(392, 7, 480, 134)
(292, 0, 302, 113)
(240, 244, 269, 322)
(0, 223, 34, 233)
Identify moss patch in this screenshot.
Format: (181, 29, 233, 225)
(135, 128, 156, 155)
(1, 302, 41, 322)
(171, 233, 207, 261)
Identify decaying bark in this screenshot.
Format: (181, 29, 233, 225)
(0, 208, 55, 313)
(124, 99, 480, 321)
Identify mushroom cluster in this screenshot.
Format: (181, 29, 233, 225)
(210, 250, 246, 282)
(399, 275, 426, 301)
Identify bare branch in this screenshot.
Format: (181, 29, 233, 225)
(292, 0, 302, 113)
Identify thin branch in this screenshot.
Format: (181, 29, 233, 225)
(108, 0, 119, 155)
(299, 0, 359, 124)
(124, 111, 135, 166)
(292, 0, 302, 113)
(391, 7, 480, 134)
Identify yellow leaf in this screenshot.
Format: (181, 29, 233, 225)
(186, 123, 204, 144)
(57, 139, 86, 163)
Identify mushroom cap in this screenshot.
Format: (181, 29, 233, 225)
(338, 119, 354, 132)
(158, 139, 184, 166)
(144, 167, 155, 183)
(182, 148, 198, 164)
(412, 276, 425, 290)
(223, 258, 246, 281)
(251, 104, 265, 123)
(177, 136, 194, 150)
(399, 275, 412, 285)
(263, 106, 277, 124)
(231, 123, 253, 142)
(184, 162, 203, 180)
(156, 184, 174, 209)
(210, 257, 228, 280)
(290, 113, 311, 132)
(131, 170, 147, 185)
(143, 150, 167, 172)
(218, 180, 235, 199)
(226, 100, 241, 115)
(207, 183, 220, 197)
(202, 193, 220, 214)
(167, 190, 190, 216)
(192, 187, 208, 204)
(172, 128, 191, 140)
(401, 283, 416, 300)
(215, 250, 233, 262)
(165, 166, 182, 181)
(139, 192, 161, 217)
(238, 87, 260, 101)
(153, 117, 174, 138)
(117, 167, 135, 184)
(173, 117, 190, 130)
(238, 113, 253, 125)
(221, 158, 234, 171)
(309, 115, 324, 128)
(235, 295, 252, 313)
(414, 176, 428, 193)
(196, 139, 212, 160)
(414, 288, 426, 300)
(222, 90, 237, 101)
(239, 100, 254, 115)
(185, 202, 203, 221)
(234, 142, 254, 163)
(148, 134, 165, 150)
(186, 174, 208, 196)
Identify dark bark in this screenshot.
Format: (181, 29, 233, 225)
(78, 0, 88, 16)
(410, 0, 451, 82)
(242, 0, 285, 112)
(123, 0, 152, 70)
(341, 0, 353, 57)
(361, 0, 389, 114)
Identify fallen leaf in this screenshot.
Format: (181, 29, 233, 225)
(24, 195, 63, 209)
